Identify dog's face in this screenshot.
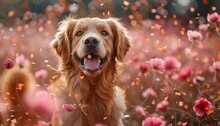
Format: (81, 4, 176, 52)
(51, 17, 131, 76)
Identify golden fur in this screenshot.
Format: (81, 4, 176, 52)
(50, 17, 131, 126)
(0, 66, 38, 126)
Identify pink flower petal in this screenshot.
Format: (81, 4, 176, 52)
(4, 59, 14, 69)
(62, 104, 77, 112)
(142, 117, 162, 126)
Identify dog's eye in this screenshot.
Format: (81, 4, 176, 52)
(76, 31, 83, 36)
(101, 30, 108, 36)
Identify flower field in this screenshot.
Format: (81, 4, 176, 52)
(0, 0, 220, 126)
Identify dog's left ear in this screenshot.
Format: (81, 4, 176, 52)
(107, 18, 131, 61)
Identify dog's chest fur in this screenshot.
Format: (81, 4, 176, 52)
(52, 75, 125, 126)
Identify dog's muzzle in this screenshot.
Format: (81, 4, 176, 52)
(75, 37, 106, 73)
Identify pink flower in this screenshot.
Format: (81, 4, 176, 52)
(142, 88, 158, 97)
(139, 63, 148, 73)
(156, 100, 169, 112)
(35, 69, 48, 80)
(193, 98, 212, 116)
(163, 84, 173, 94)
(187, 30, 202, 42)
(209, 66, 215, 73)
(4, 59, 14, 69)
(23, 11, 32, 21)
(149, 58, 164, 71)
(133, 57, 139, 62)
(32, 91, 55, 116)
(142, 117, 162, 126)
(198, 24, 208, 32)
(207, 12, 220, 23)
(193, 76, 205, 83)
(213, 61, 220, 72)
(15, 55, 30, 68)
(135, 106, 146, 116)
(164, 57, 181, 71)
(185, 48, 192, 56)
(62, 104, 77, 112)
(178, 66, 193, 80)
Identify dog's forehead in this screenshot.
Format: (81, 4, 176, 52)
(77, 18, 109, 29)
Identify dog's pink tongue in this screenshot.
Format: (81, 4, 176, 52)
(84, 58, 100, 71)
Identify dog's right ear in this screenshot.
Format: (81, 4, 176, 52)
(107, 18, 131, 62)
(50, 18, 77, 64)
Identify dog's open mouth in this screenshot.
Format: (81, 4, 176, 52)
(78, 54, 106, 72)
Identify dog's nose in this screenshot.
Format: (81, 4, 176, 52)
(84, 37, 99, 49)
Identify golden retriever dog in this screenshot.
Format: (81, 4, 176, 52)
(0, 17, 131, 126)
(50, 17, 131, 126)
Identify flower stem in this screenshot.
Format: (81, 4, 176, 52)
(205, 114, 212, 125)
(196, 116, 200, 126)
(175, 111, 177, 125)
(195, 83, 203, 96)
(214, 72, 219, 99)
(140, 71, 156, 106)
(188, 40, 195, 59)
(190, 41, 194, 50)
(167, 107, 206, 126)
(162, 75, 189, 106)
